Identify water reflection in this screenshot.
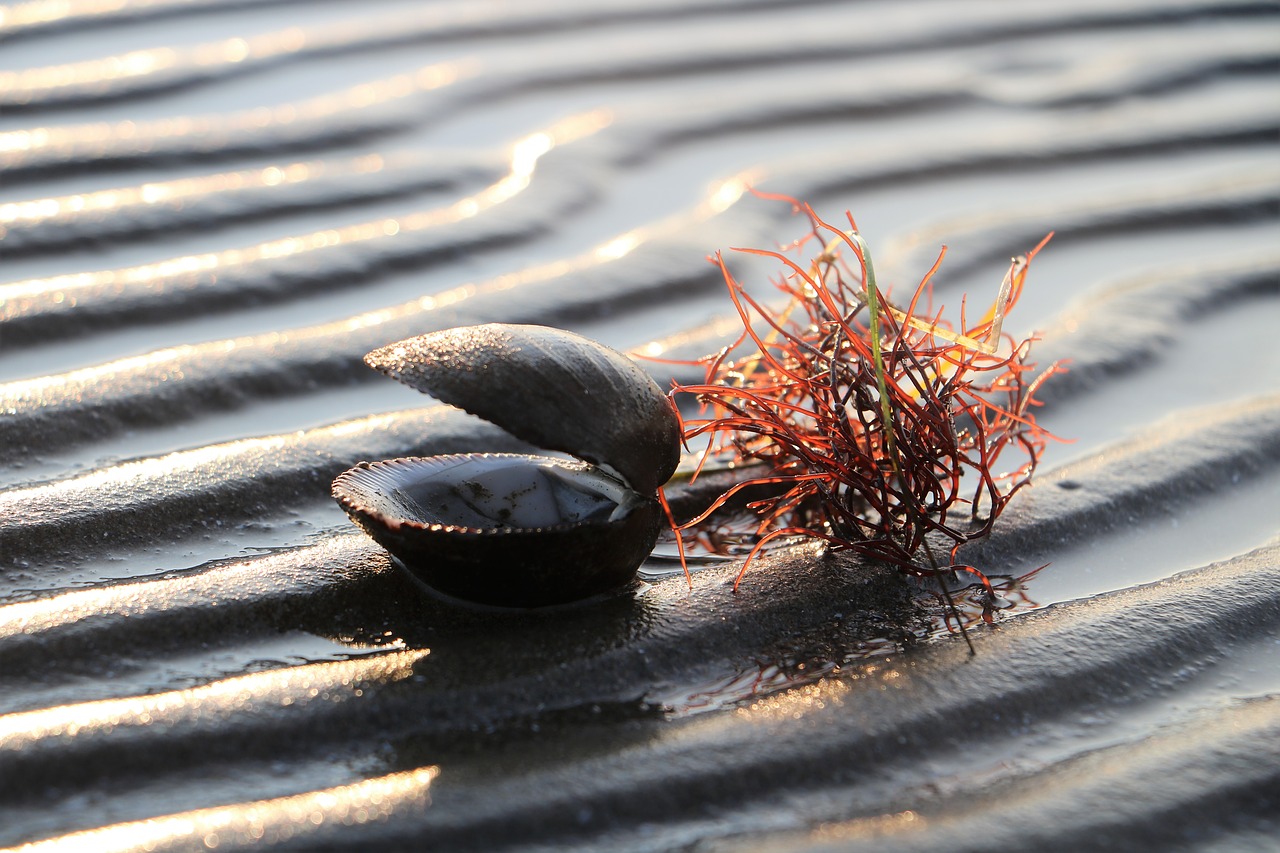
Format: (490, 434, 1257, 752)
(657, 568, 1040, 718)
(650, 504, 1042, 717)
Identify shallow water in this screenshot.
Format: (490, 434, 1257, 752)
(1, 1, 1278, 849)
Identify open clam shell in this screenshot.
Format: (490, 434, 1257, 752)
(334, 454, 662, 607)
(332, 324, 681, 608)
(362, 323, 681, 495)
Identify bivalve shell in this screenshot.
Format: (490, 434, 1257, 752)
(332, 324, 681, 608)
(333, 454, 663, 607)
(363, 323, 681, 495)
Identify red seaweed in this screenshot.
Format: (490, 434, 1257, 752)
(668, 195, 1066, 614)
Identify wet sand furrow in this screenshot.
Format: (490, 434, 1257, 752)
(4, 0, 1273, 111)
(0, 62, 466, 182)
(879, 165, 1280, 283)
(779, 109, 1280, 206)
(1032, 254, 1280, 405)
(4, 765, 442, 853)
(954, 394, 1280, 570)
(0, 406, 524, 569)
(0, 0, 353, 44)
(0, 534, 396, 691)
(838, 699, 1280, 853)
(0, 149, 503, 256)
(612, 697, 1280, 853)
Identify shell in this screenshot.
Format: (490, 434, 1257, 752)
(332, 324, 681, 607)
(333, 454, 663, 607)
(363, 323, 681, 495)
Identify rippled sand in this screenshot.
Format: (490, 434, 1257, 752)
(1, 1, 1278, 849)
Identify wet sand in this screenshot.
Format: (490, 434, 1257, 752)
(1, 1, 1277, 849)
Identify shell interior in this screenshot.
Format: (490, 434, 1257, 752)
(336, 454, 644, 533)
